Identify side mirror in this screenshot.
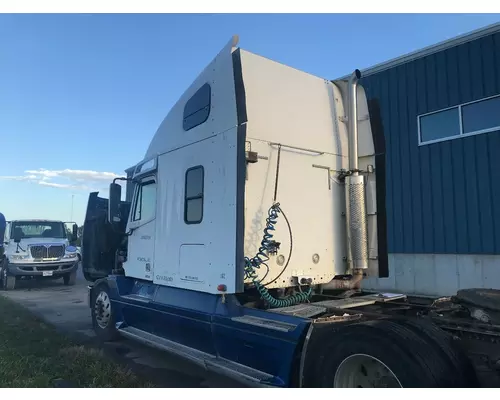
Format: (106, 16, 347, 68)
(72, 224, 78, 242)
(108, 182, 122, 226)
(13, 228, 22, 243)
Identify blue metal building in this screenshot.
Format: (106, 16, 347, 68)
(348, 22, 500, 297)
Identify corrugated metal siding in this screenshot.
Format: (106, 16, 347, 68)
(361, 32, 500, 255)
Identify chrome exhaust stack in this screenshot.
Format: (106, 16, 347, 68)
(345, 69, 369, 271)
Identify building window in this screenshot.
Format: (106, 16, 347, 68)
(419, 108, 460, 143)
(184, 166, 204, 224)
(418, 94, 500, 145)
(462, 96, 500, 135)
(133, 180, 157, 222)
(183, 83, 211, 131)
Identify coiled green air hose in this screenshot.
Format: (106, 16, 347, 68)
(244, 203, 313, 308)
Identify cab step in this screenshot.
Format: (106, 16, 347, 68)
(118, 326, 209, 366)
(205, 358, 278, 386)
(117, 326, 280, 387)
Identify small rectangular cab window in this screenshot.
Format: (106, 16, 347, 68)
(184, 166, 204, 224)
(419, 94, 500, 145)
(183, 83, 211, 131)
(132, 180, 157, 223)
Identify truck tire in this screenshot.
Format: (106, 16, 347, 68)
(316, 319, 465, 388)
(392, 317, 478, 388)
(91, 283, 119, 342)
(2, 268, 16, 291)
(63, 270, 77, 286)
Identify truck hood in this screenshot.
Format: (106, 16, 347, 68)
(5, 237, 69, 256)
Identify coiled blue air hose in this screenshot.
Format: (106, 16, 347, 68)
(244, 203, 313, 308)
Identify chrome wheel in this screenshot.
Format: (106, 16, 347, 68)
(334, 353, 402, 388)
(94, 291, 111, 329)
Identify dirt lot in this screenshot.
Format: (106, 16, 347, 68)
(0, 265, 243, 388)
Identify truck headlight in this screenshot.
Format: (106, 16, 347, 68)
(10, 254, 28, 260)
(63, 253, 77, 259)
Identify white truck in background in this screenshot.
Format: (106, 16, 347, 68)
(1, 219, 79, 290)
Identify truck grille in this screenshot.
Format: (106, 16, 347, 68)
(30, 245, 65, 259)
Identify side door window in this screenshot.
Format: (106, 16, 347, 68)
(131, 179, 157, 225)
(184, 166, 204, 224)
(125, 178, 157, 281)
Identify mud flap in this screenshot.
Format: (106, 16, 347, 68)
(299, 314, 363, 387)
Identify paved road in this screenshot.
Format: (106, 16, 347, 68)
(1, 264, 244, 388)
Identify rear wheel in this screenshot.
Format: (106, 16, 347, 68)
(334, 353, 402, 388)
(393, 317, 478, 387)
(318, 319, 470, 388)
(91, 284, 119, 342)
(63, 269, 77, 286)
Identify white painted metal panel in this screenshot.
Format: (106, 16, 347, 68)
(144, 36, 239, 161)
(125, 220, 156, 281)
(243, 140, 342, 288)
(239, 50, 349, 288)
(179, 245, 207, 285)
(239, 49, 344, 157)
(152, 130, 239, 294)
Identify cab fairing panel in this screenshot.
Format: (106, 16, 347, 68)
(239, 50, 347, 159)
(238, 50, 349, 288)
(144, 36, 239, 161)
(239, 49, 379, 285)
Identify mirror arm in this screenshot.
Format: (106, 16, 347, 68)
(113, 177, 132, 184)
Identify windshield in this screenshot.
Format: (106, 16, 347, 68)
(10, 221, 67, 240)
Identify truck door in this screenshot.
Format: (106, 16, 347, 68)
(82, 192, 130, 280)
(123, 176, 157, 281)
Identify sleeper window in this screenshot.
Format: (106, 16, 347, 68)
(184, 166, 204, 224)
(133, 180, 157, 222)
(183, 84, 211, 131)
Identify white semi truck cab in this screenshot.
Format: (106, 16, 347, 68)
(1, 219, 79, 290)
(83, 36, 500, 388)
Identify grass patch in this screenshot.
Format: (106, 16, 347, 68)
(0, 295, 154, 388)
